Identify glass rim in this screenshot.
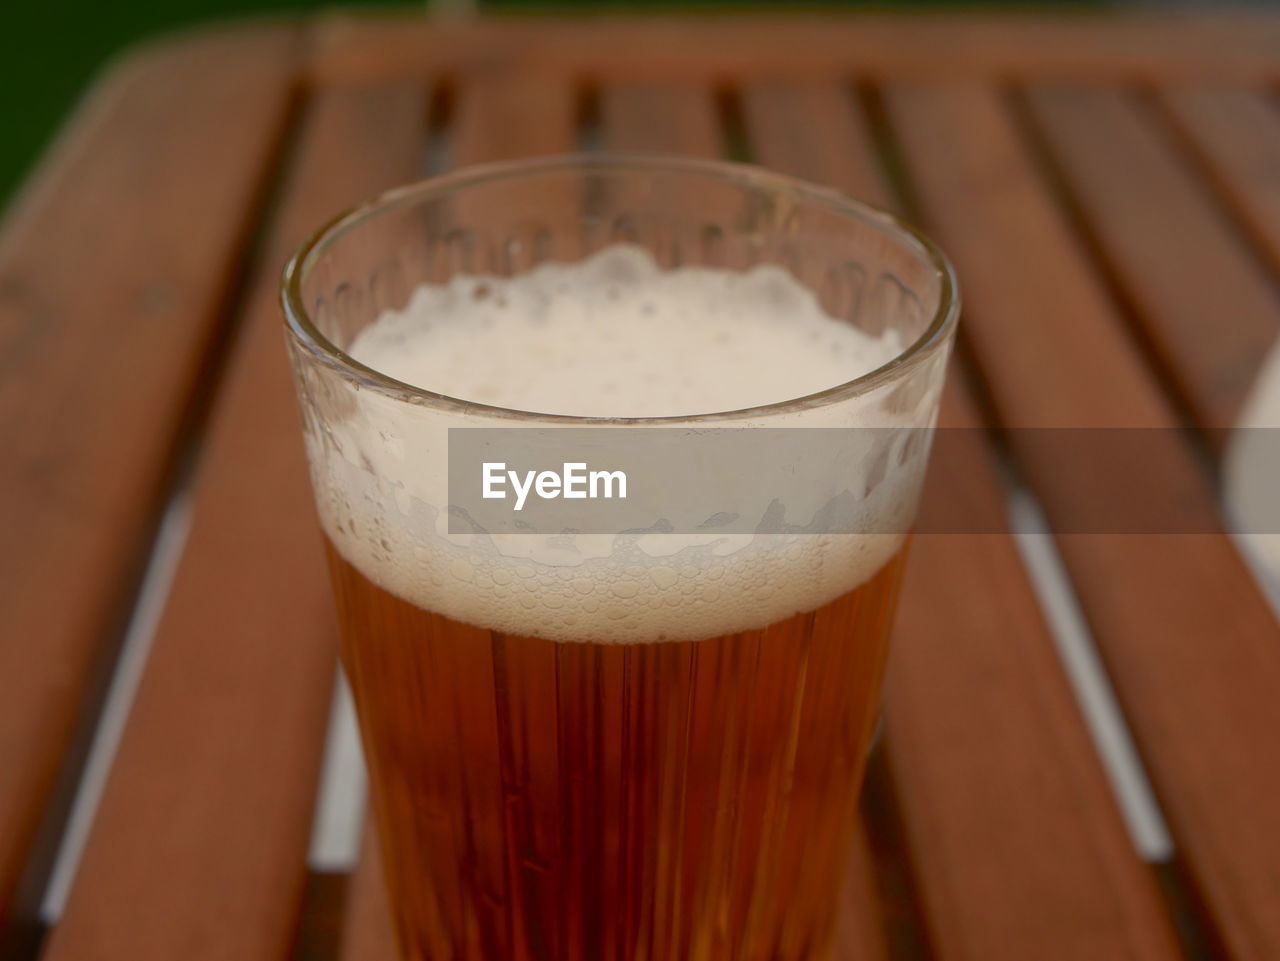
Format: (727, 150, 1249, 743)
(281, 153, 959, 425)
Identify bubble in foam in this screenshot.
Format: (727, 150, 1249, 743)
(309, 246, 926, 644)
(349, 245, 904, 418)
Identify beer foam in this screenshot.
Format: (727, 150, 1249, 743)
(306, 246, 935, 643)
(356, 246, 901, 417)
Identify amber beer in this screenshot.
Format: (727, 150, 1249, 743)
(283, 157, 956, 961)
(328, 543, 909, 961)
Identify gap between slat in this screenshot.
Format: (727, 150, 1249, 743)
(0, 32, 306, 942)
(1229, 532, 1280, 616)
(1004, 75, 1280, 694)
(291, 678, 368, 961)
(865, 70, 1181, 871)
(420, 81, 454, 177)
(878, 74, 1280, 960)
(1003, 486, 1174, 863)
(1011, 83, 1279, 440)
(39, 493, 194, 922)
(27, 68, 314, 928)
(307, 675, 367, 873)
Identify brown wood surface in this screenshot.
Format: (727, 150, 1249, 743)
(1022, 84, 1280, 433)
(1157, 86, 1280, 277)
(834, 822, 892, 961)
(39, 83, 427, 961)
(0, 25, 299, 927)
(887, 79, 1280, 961)
(738, 80, 888, 208)
(888, 387, 1181, 961)
(310, 14, 1280, 85)
(600, 83, 721, 158)
(453, 67, 578, 164)
(1, 13, 1278, 961)
(742, 78, 1181, 961)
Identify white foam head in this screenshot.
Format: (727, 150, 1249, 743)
(303, 246, 941, 642)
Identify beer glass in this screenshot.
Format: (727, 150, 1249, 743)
(282, 156, 957, 961)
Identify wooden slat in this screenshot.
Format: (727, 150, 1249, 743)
(599, 82, 720, 157)
(7, 18, 1277, 961)
(739, 79, 888, 206)
(887, 79, 1280, 961)
(888, 387, 1181, 961)
(1157, 86, 1280, 275)
(309, 13, 1280, 86)
(453, 66, 577, 164)
(1022, 85, 1280, 433)
(0, 26, 299, 926)
(600, 77, 891, 961)
(40, 82, 427, 961)
(835, 822, 892, 961)
(742, 78, 1180, 961)
(340, 68, 579, 955)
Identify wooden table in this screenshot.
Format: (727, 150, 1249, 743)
(2, 13, 1279, 961)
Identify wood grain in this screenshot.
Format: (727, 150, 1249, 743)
(887, 79, 1280, 961)
(1157, 86, 1280, 278)
(453, 66, 578, 165)
(3, 17, 1278, 961)
(1022, 84, 1280, 433)
(40, 82, 427, 961)
(888, 385, 1182, 961)
(739, 79, 889, 207)
(0, 25, 299, 927)
(743, 77, 1181, 961)
(309, 14, 1280, 86)
(600, 82, 721, 158)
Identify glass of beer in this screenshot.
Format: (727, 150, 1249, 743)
(282, 156, 957, 961)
